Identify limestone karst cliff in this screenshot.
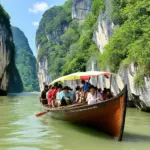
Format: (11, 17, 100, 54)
(36, 0, 150, 111)
(36, 0, 73, 90)
(91, 0, 150, 111)
(0, 5, 23, 95)
(36, 0, 99, 90)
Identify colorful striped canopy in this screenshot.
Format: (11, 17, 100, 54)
(50, 71, 113, 85)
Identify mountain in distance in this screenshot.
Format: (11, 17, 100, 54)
(12, 26, 39, 92)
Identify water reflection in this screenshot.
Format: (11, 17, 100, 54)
(0, 94, 150, 150)
(124, 132, 150, 142)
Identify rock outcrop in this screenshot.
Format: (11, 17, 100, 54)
(0, 5, 23, 95)
(37, 55, 51, 91)
(0, 23, 11, 95)
(72, 0, 92, 21)
(93, 0, 114, 53)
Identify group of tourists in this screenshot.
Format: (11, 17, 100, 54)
(40, 83, 73, 107)
(40, 80, 113, 107)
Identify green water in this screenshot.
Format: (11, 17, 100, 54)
(0, 93, 150, 150)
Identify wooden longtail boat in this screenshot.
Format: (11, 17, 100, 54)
(41, 83, 127, 141)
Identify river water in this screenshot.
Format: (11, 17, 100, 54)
(0, 93, 150, 150)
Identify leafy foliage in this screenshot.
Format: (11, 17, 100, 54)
(100, 0, 150, 87)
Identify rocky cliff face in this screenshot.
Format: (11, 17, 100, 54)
(0, 24, 11, 95)
(93, 0, 114, 53)
(36, 0, 150, 112)
(12, 26, 39, 92)
(0, 5, 23, 95)
(36, 0, 94, 91)
(91, 0, 150, 111)
(72, 0, 92, 21)
(36, 7, 63, 90)
(38, 56, 51, 90)
(36, 1, 73, 91)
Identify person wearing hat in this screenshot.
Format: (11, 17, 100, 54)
(86, 85, 103, 105)
(57, 86, 72, 107)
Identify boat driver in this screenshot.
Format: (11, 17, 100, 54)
(40, 85, 49, 104)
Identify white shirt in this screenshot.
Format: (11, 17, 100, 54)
(87, 92, 103, 105)
(56, 92, 61, 102)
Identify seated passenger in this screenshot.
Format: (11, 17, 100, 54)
(40, 85, 49, 105)
(81, 80, 89, 91)
(102, 88, 108, 100)
(81, 80, 89, 98)
(48, 83, 58, 108)
(86, 85, 103, 105)
(56, 84, 63, 105)
(75, 86, 81, 103)
(47, 86, 54, 104)
(57, 86, 72, 107)
(106, 89, 113, 99)
(68, 86, 74, 104)
(57, 84, 63, 93)
(98, 88, 102, 95)
(68, 87, 73, 91)
(79, 87, 86, 103)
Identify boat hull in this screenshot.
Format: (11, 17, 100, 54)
(41, 85, 127, 141)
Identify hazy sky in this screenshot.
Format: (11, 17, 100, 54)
(1, 0, 66, 56)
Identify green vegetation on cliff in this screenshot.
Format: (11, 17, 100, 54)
(100, 0, 150, 87)
(0, 5, 23, 93)
(37, 0, 104, 79)
(12, 27, 39, 91)
(62, 0, 104, 75)
(0, 5, 11, 34)
(37, 0, 149, 87)
(37, 0, 73, 58)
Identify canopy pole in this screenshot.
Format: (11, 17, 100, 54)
(97, 76, 98, 88)
(110, 75, 112, 90)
